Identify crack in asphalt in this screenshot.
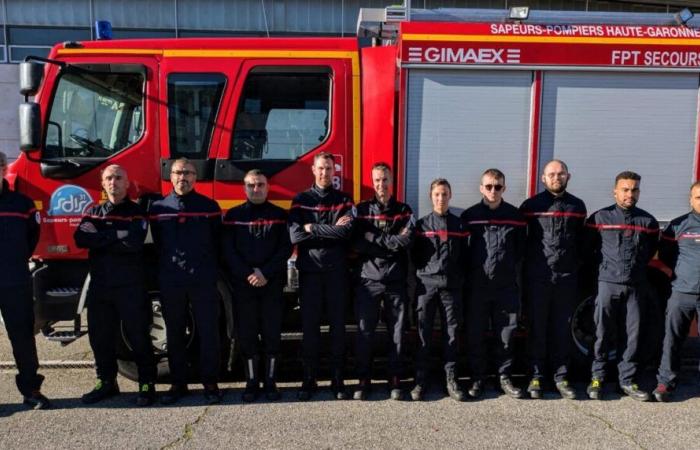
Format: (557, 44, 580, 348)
(161, 406, 212, 449)
(570, 403, 646, 450)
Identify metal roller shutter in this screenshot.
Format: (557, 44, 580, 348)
(405, 69, 533, 217)
(539, 71, 699, 222)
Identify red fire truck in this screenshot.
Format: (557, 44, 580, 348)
(9, 7, 700, 380)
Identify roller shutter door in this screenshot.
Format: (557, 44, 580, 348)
(405, 69, 533, 217)
(539, 71, 698, 222)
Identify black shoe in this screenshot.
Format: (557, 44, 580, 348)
(500, 376, 523, 399)
(620, 383, 650, 402)
(297, 379, 317, 401)
(23, 391, 51, 410)
(203, 384, 223, 404)
(81, 379, 120, 404)
(331, 378, 347, 400)
(242, 380, 258, 403)
(389, 376, 403, 401)
(446, 375, 465, 402)
(353, 379, 370, 401)
(555, 380, 577, 400)
(468, 379, 483, 399)
(410, 383, 425, 401)
(587, 379, 603, 400)
(264, 379, 280, 401)
(653, 383, 672, 402)
(136, 383, 156, 407)
(161, 384, 189, 405)
(527, 378, 542, 399)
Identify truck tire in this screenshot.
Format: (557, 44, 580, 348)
(117, 280, 236, 383)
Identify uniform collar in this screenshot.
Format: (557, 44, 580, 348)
(312, 183, 332, 196)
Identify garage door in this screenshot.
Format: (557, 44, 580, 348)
(539, 71, 699, 222)
(405, 69, 533, 217)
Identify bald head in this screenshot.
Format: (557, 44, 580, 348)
(541, 159, 570, 195)
(101, 164, 129, 203)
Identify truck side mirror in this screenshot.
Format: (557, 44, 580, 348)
(19, 102, 41, 152)
(19, 61, 44, 97)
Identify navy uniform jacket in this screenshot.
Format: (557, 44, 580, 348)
(150, 190, 221, 287)
(288, 184, 354, 273)
(352, 196, 415, 283)
(461, 200, 526, 288)
(0, 179, 39, 288)
(74, 199, 147, 288)
(412, 210, 469, 289)
(659, 211, 700, 295)
(222, 200, 292, 283)
(520, 190, 587, 282)
(586, 204, 659, 285)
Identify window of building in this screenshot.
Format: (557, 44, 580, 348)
(230, 68, 331, 161)
(167, 73, 226, 159)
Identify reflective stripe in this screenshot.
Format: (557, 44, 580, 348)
(466, 219, 526, 227)
(0, 211, 34, 219)
(356, 212, 412, 220)
(85, 214, 146, 221)
(290, 202, 353, 212)
(523, 211, 586, 218)
(417, 230, 470, 238)
(150, 212, 220, 220)
(223, 219, 286, 226)
(587, 223, 659, 233)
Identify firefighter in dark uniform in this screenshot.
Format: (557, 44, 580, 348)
(586, 171, 659, 402)
(222, 169, 291, 402)
(352, 163, 414, 401)
(150, 158, 223, 405)
(0, 151, 49, 410)
(289, 152, 354, 401)
(461, 168, 526, 399)
(653, 181, 700, 402)
(411, 178, 468, 402)
(519, 160, 586, 400)
(74, 164, 156, 406)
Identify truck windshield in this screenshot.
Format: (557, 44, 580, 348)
(44, 70, 144, 160)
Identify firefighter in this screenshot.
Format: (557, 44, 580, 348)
(410, 178, 468, 402)
(74, 165, 156, 406)
(289, 152, 354, 401)
(586, 171, 658, 402)
(461, 168, 526, 399)
(519, 160, 586, 400)
(150, 158, 223, 405)
(653, 182, 700, 402)
(0, 151, 49, 410)
(352, 163, 414, 401)
(222, 169, 291, 402)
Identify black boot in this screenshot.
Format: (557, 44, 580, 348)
(353, 378, 370, 400)
(445, 370, 465, 402)
(330, 370, 347, 400)
(389, 376, 403, 401)
(411, 372, 427, 401)
(242, 357, 259, 403)
(499, 375, 523, 399)
(297, 366, 317, 401)
(82, 378, 120, 404)
(468, 379, 484, 399)
(264, 355, 280, 401)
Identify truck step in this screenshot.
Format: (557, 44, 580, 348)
(42, 330, 87, 344)
(45, 287, 81, 298)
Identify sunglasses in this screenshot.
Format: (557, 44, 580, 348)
(171, 170, 195, 176)
(483, 184, 504, 192)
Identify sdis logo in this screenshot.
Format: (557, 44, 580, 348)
(48, 185, 93, 216)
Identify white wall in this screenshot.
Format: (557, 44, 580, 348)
(0, 65, 20, 161)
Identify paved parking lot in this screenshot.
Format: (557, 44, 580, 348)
(3, 328, 700, 449)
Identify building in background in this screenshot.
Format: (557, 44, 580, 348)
(2, 0, 699, 159)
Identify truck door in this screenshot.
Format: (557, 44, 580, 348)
(403, 69, 533, 216)
(213, 57, 356, 210)
(159, 58, 235, 197)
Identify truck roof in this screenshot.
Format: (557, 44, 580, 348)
(49, 36, 358, 58)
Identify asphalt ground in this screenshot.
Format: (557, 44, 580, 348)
(3, 326, 700, 449)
